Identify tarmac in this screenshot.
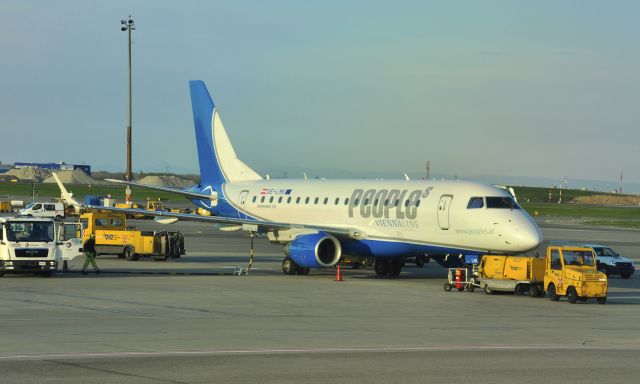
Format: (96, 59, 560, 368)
(0, 218, 639, 383)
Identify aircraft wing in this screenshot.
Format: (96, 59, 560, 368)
(88, 205, 367, 240)
(105, 179, 218, 201)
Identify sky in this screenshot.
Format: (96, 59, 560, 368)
(1, 1, 639, 188)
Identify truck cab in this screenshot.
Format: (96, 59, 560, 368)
(18, 202, 65, 220)
(0, 218, 83, 276)
(582, 243, 635, 279)
(544, 246, 608, 304)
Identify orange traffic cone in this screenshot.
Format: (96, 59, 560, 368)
(335, 264, 343, 281)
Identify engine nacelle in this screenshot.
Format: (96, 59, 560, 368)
(284, 233, 342, 268)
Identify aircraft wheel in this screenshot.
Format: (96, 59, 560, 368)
(282, 257, 298, 275)
(374, 260, 390, 277)
(443, 283, 452, 292)
(388, 260, 402, 277)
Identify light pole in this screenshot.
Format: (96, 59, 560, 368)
(121, 15, 135, 203)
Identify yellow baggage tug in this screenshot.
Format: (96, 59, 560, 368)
(80, 211, 185, 261)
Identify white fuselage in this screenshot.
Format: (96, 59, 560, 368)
(213, 179, 541, 255)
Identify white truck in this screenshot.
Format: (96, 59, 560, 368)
(0, 217, 83, 277)
(18, 202, 65, 220)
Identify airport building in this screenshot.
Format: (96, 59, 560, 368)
(14, 162, 91, 175)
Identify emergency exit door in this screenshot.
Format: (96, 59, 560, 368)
(437, 195, 453, 230)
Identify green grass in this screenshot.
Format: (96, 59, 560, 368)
(510, 185, 621, 203)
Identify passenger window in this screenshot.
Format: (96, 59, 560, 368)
(394, 199, 399, 207)
(416, 200, 421, 207)
(269, 196, 274, 203)
(296, 197, 300, 204)
(278, 196, 283, 203)
(252, 196, 257, 203)
(374, 199, 379, 206)
(314, 197, 319, 205)
(323, 197, 328, 205)
(344, 198, 349, 205)
(287, 196, 291, 204)
(384, 199, 389, 207)
(261, 196, 265, 203)
(404, 200, 409, 207)
(364, 198, 369, 205)
(305, 197, 310, 204)
(354, 198, 359, 206)
(34, 204, 42, 210)
(0, 228, 3, 241)
(467, 197, 484, 209)
(335, 198, 339, 205)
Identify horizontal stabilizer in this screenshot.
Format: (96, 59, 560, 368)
(105, 179, 218, 201)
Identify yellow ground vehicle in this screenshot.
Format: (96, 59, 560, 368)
(544, 245, 608, 304)
(474, 246, 608, 304)
(0, 201, 11, 213)
(80, 212, 185, 261)
(477, 255, 546, 297)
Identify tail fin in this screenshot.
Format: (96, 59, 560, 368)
(52, 172, 81, 211)
(189, 80, 262, 187)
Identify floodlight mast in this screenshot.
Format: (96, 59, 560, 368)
(120, 15, 135, 203)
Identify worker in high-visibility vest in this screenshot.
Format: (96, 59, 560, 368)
(81, 234, 101, 275)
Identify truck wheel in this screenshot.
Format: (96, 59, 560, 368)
(467, 281, 475, 293)
(62, 260, 69, 272)
(529, 284, 540, 298)
(484, 285, 494, 295)
(124, 246, 139, 261)
(597, 297, 607, 305)
(41, 272, 52, 278)
(567, 287, 578, 304)
(621, 272, 631, 279)
(547, 284, 560, 301)
(54, 215, 62, 221)
(443, 283, 452, 292)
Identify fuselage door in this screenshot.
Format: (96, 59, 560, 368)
(437, 194, 453, 230)
(238, 190, 250, 219)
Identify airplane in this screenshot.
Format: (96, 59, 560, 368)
(52, 172, 82, 214)
(98, 80, 542, 277)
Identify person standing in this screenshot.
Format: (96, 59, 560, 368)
(81, 234, 100, 275)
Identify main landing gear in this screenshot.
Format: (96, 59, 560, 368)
(282, 257, 310, 275)
(374, 259, 402, 277)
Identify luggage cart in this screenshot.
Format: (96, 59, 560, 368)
(443, 254, 482, 292)
(443, 268, 473, 292)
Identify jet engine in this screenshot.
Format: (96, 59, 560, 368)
(284, 233, 342, 268)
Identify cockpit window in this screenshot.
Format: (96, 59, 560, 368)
(467, 197, 484, 209)
(486, 196, 519, 209)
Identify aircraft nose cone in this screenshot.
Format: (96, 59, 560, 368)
(517, 223, 542, 252)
